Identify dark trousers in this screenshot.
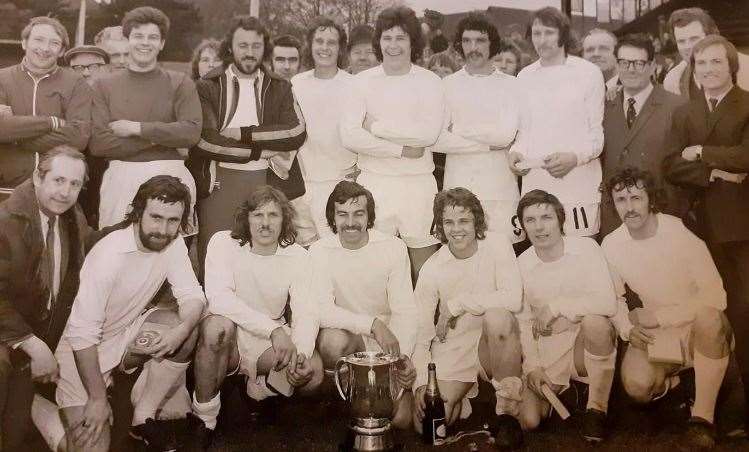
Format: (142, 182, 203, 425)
(0, 345, 34, 451)
(709, 240, 749, 402)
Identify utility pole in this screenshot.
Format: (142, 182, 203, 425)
(75, 0, 86, 46)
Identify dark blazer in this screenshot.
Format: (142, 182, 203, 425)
(600, 85, 687, 236)
(0, 180, 91, 352)
(663, 86, 749, 243)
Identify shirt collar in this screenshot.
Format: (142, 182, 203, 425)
(623, 82, 654, 112)
(227, 64, 264, 86)
(704, 85, 732, 108)
(21, 57, 59, 80)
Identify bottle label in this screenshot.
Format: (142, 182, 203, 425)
(432, 417, 447, 445)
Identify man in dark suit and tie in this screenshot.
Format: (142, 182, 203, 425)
(664, 34, 749, 437)
(0, 145, 90, 451)
(600, 34, 686, 237)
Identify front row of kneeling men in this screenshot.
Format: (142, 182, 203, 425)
(49, 153, 729, 450)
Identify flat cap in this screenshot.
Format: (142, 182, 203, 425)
(64, 45, 110, 65)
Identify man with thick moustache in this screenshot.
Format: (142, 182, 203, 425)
(600, 34, 686, 236)
(191, 15, 306, 273)
(0, 16, 91, 190)
(663, 34, 749, 434)
(434, 13, 524, 244)
(0, 146, 90, 451)
(311, 181, 417, 429)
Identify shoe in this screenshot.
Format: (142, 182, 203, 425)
(178, 413, 214, 452)
(130, 417, 178, 452)
(580, 408, 606, 443)
(489, 414, 523, 451)
(683, 416, 716, 449)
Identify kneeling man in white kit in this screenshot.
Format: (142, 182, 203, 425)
(515, 189, 618, 443)
(412, 188, 524, 448)
(602, 167, 731, 449)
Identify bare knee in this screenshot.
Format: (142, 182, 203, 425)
(482, 308, 518, 340)
(581, 315, 616, 353)
(621, 348, 661, 404)
(519, 409, 542, 432)
(198, 315, 237, 353)
(317, 329, 358, 369)
(693, 307, 729, 343)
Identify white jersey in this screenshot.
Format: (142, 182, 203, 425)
(434, 67, 520, 202)
(339, 64, 444, 177)
(292, 69, 357, 182)
(514, 55, 604, 204)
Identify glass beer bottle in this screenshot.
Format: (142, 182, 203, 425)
(422, 362, 447, 445)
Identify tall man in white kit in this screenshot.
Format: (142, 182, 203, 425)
(434, 13, 524, 243)
(55, 176, 205, 452)
(601, 167, 731, 449)
(510, 7, 605, 238)
(191, 186, 323, 448)
(340, 6, 444, 281)
(311, 181, 417, 428)
(292, 16, 357, 241)
(412, 188, 524, 448)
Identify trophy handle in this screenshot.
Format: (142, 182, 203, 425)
(333, 358, 349, 401)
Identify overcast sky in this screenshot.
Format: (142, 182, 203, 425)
(405, 0, 600, 16)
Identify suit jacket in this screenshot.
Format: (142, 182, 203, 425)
(600, 85, 687, 237)
(0, 180, 91, 352)
(663, 86, 749, 243)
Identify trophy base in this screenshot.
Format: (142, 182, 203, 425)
(339, 422, 402, 452)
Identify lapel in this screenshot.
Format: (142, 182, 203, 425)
(688, 95, 711, 143)
(623, 87, 661, 147)
(605, 92, 628, 143)
(705, 86, 740, 139)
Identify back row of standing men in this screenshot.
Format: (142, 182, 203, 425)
(0, 3, 747, 451)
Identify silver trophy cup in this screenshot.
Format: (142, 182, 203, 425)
(334, 351, 404, 451)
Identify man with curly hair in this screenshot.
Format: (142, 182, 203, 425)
(602, 167, 730, 448)
(191, 186, 322, 447)
(412, 187, 524, 448)
(340, 5, 445, 282)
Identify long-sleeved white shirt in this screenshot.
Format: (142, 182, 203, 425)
(514, 55, 605, 204)
(412, 235, 523, 389)
(292, 69, 357, 182)
(433, 68, 520, 202)
(309, 230, 417, 356)
(517, 236, 617, 373)
(59, 225, 205, 373)
(339, 64, 444, 176)
(602, 214, 726, 336)
(204, 231, 317, 358)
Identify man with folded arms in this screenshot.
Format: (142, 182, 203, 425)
(602, 167, 730, 448)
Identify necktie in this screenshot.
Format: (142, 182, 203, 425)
(626, 97, 636, 129)
(45, 216, 56, 307)
(709, 98, 718, 113)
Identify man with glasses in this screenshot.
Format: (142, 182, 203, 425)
(0, 16, 92, 190)
(64, 46, 109, 85)
(600, 34, 686, 237)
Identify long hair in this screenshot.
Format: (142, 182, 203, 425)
(690, 34, 739, 84)
(124, 175, 192, 233)
(219, 16, 272, 67)
(373, 6, 424, 63)
(325, 181, 376, 234)
(304, 16, 347, 69)
(526, 7, 572, 52)
(191, 38, 221, 79)
(230, 186, 297, 248)
(431, 188, 488, 244)
(601, 166, 667, 213)
(452, 12, 502, 59)
(517, 189, 566, 235)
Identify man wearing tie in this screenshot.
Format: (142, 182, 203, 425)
(0, 146, 90, 450)
(663, 35, 749, 434)
(600, 34, 685, 237)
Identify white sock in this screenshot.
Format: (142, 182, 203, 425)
(691, 350, 729, 424)
(191, 391, 221, 430)
(131, 359, 189, 426)
(31, 395, 65, 452)
(584, 349, 616, 413)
